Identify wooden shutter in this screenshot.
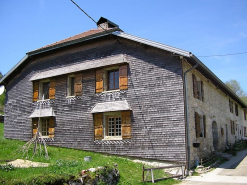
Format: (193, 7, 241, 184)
(201, 81, 204, 101)
(121, 111, 131, 139)
(96, 69, 103, 93)
(74, 73, 82, 96)
(32, 118, 38, 138)
(49, 117, 55, 138)
(192, 74, 197, 98)
(203, 115, 206, 138)
(94, 113, 103, 140)
(49, 79, 55, 99)
(195, 112, 201, 138)
(33, 81, 39, 102)
(119, 65, 128, 90)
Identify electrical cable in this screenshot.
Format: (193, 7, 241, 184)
(197, 51, 247, 57)
(70, 0, 112, 35)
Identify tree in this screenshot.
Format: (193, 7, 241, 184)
(226, 79, 247, 105)
(0, 72, 5, 113)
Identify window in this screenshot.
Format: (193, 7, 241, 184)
(95, 64, 128, 93)
(40, 118, 49, 136)
(195, 112, 206, 138)
(42, 82, 50, 99)
(235, 103, 238, 116)
(192, 74, 204, 101)
(229, 99, 234, 113)
(93, 111, 131, 140)
(230, 120, 235, 135)
(33, 79, 55, 102)
(67, 75, 75, 96)
(108, 70, 119, 90)
(244, 126, 247, 137)
(107, 116, 121, 136)
(244, 111, 246, 120)
(32, 117, 55, 138)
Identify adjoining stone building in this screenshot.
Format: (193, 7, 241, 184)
(0, 17, 246, 170)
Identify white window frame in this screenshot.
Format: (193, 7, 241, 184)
(39, 79, 50, 100)
(103, 66, 120, 92)
(67, 74, 75, 97)
(103, 111, 122, 140)
(39, 117, 49, 138)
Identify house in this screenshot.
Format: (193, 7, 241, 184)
(0, 17, 247, 170)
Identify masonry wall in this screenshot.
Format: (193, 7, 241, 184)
(4, 37, 186, 163)
(183, 62, 246, 167)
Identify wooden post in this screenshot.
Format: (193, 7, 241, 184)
(142, 165, 144, 182)
(151, 169, 154, 183)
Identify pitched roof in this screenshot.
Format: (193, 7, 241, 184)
(30, 28, 114, 54)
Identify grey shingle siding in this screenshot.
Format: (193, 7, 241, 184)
(4, 37, 186, 163)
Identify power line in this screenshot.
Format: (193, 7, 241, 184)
(197, 51, 247, 57)
(70, 0, 111, 35)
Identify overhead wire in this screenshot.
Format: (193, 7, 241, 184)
(70, 0, 112, 35)
(197, 51, 247, 57)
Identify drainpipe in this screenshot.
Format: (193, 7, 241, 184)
(184, 60, 198, 175)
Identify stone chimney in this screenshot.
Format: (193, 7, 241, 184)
(97, 17, 119, 29)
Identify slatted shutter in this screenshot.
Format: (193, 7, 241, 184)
(32, 118, 38, 137)
(74, 73, 82, 96)
(195, 112, 201, 138)
(96, 69, 103, 93)
(203, 115, 206, 138)
(49, 79, 55, 99)
(121, 111, 131, 139)
(94, 113, 103, 140)
(33, 81, 39, 102)
(119, 65, 128, 90)
(192, 74, 197, 98)
(49, 117, 55, 138)
(201, 81, 204, 101)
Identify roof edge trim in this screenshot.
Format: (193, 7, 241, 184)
(0, 55, 29, 85)
(112, 31, 192, 57)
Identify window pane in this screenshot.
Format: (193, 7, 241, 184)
(70, 77, 75, 96)
(108, 70, 119, 90)
(115, 71, 119, 89)
(43, 82, 50, 99)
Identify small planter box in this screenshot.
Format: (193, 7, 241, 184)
(193, 143, 200, 148)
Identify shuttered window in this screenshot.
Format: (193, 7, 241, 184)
(195, 112, 206, 138)
(229, 99, 234, 113)
(33, 79, 56, 101)
(192, 74, 204, 101)
(230, 120, 235, 135)
(95, 64, 128, 93)
(32, 117, 55, 138)
(93, 111, 132, 140)
(244, 111, 246, 121)
(203, 115, 206, 138)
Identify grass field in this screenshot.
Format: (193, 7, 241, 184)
(0, 123, 179, 185)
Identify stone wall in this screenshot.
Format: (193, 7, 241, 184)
(4, 37, 186, 163)
(183, 62, 246, 167)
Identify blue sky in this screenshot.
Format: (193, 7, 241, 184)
(1, 0, 247, 92)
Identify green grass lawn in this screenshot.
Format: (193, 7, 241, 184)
(0, 123, 179, 185)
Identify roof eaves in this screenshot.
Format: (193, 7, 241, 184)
(191, 55, 247, 108)
(0, 55, 29, 85)
(112, 31, 191, 57)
